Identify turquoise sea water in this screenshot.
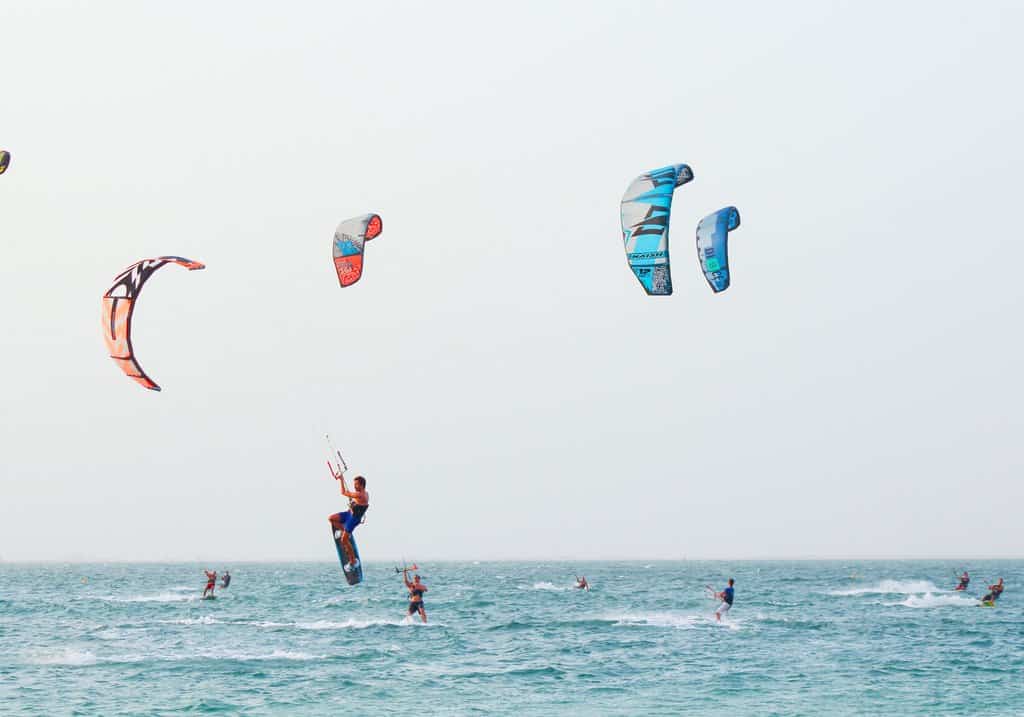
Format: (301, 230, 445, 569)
(1, 561, 1021, 715)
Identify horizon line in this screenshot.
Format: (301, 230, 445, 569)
(2, 556, 1021, 565)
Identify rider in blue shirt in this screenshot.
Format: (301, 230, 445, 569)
(715, 578, 735, 621)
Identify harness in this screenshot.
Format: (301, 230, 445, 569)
(349, 500, 369, 524)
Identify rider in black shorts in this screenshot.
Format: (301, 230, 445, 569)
(403, 568, 428, 623)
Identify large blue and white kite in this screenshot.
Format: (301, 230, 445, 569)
(620, 164, 693, 296)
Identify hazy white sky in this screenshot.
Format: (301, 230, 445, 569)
(2, 2, 1022, 562)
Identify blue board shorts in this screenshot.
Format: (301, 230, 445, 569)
(333, 511, 361, 534)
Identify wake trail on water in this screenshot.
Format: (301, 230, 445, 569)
(157, 617, 438, 630)
(606, 612, 743, 631)
(25, 648, 99, 666)
(891, 593, 980, 609)
(520, 581, 571, 591)
(827, 579, 943, 596)
(23, 647, 324, 666)
(88, 591, 201, 604)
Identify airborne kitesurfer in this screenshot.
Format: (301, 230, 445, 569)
(403, 568, 428, 623)
(714, 578, 735, 621)
(328, 466, 369, 554)
(203, 569, 217, 598)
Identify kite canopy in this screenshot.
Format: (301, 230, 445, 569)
(101, 256, 205, 391)
(620, 164, 693, 296)
(333, 213, 382, 287)
(0, 151, 10, 175)
(696, 207, 741, 293)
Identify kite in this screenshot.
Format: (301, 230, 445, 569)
(333, 213, 382, 287)
(101, 256, 205, 391)
(696, 207, 741, 293)
(620, 164, 693, 295)
(0, 151, 10, 175)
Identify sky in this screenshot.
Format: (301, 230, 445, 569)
(1, 2, 1022, 562)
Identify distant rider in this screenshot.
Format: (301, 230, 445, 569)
(955, 571, 969, 591)
(982, 578, 1004, 604)
(203, 569, 217, 598)
(404, 568, 428, 623)
(220, 570, 231, 588)
(575, 575, 589, 591)
(328, 467, 369, 553)
(715, 578, 735, 621)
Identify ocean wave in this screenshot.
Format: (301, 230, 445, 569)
(828, 580, 942, 596)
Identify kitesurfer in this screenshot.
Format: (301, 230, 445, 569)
(981, 578, 1005, 604)
(575, 575, 589, 591)
(714, 578, 735, 621)
(328, 469, 369, 548)
(403, 568, 428, 623)
(203, 569, 217, 598)
(955, 571, 970, 591)
(220, 570, 231, 588)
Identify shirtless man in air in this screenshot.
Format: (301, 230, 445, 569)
(328, 467, 369, 566)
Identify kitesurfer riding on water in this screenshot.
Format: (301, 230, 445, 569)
(203, 570, 217, 598)
(715, 578, 735, 621)
(328, 468, 369, 553)
(982, 578, 1005, 604)
(575, 576, 589, 591)
(220, 570, 231, 589)
(403, 568, 428, 623)
(955, 571, 969, 591)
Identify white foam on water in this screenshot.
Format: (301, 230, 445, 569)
(238, 617, 441, 631)
(159, 615, 219, 625)
(522, 581, 570, 592)
(714, 616, 745, 631)
(828, 579, 942, 596)
(296, 618, 404, 630)
(236, 649, 320, 661)
(608, 612, 704, 629)
(892, 593, 979, 609)
(25, 648, 98, 666)
(92, 591, 199, 603)
(241, 620, 291, 629)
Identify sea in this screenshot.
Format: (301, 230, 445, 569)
(1, 561, 1020, 715)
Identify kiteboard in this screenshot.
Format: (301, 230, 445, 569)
(331, 525, 364, 586)
(980, 600, 997, 608)
(201, 595, 217, 601)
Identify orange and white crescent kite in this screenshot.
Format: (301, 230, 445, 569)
(101, 256, 205, 391)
